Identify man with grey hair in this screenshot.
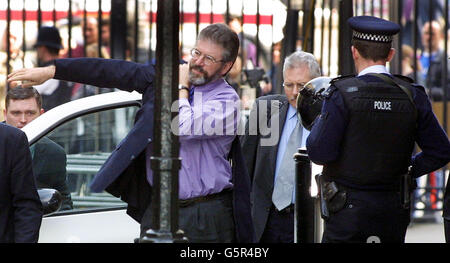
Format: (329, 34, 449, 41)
(241, 50, 321, 243)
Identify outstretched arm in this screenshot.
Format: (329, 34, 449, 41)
(9, 58, 155, 94)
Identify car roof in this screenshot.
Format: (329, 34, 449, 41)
(22, 90, 142, 144)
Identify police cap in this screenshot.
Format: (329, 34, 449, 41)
(348, 16, 400, 43)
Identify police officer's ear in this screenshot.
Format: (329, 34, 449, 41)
(351, 46, 359, 60)
(386, 48, 396, 63)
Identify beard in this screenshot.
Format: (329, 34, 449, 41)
(189, 62, 223, 86)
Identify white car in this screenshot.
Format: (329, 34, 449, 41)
(22, 91, 143, 243)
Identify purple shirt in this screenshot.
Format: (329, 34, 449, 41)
(147, 78, 240, 199)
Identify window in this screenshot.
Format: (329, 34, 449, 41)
(31, 106, 139, 213)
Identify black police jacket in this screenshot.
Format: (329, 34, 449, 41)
(323, 75, 417, 190)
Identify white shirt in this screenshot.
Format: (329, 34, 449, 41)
(358, 65, 390, 76)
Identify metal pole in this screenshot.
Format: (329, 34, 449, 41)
(320, 0, 326, 71)
(38, 0, 42, 30)
(225, 0, 230, 24)
(149, 0, 154, 62)
(239, 2, 244, 68)
(281, 0, 299, 95)
(327, 0, 334, 76)
(256, 0, 260, 67)
(140, 0, 186, 243)
(83, 0, 87, 58)
(134, 0, 139, 62)
(371, 0, 375, 16)
(195, 0, 200, 36)
(98, 0, 103, 59)
(442, 0, 448, 194)
(6, 0, 11, 91)
(442, 0, 448, 134)
(269, 1, 274, 76)
(362, 0, 366, 15)
(68, 0, 73, 58)
(427, 0, 433, 90)
(389, 0, 402, 75)
(210, 0, 214, 24)
(302, 0, 316, 53)
(413, 0, 418, 82)
(180, 0, 184, 57)
(53, 0, 57, 25)
(283, 0, 298, 56)
(294, 149, 315, 243)
(110, 0, 127, 60)
(22, 0, 26, 66)
(277, 0, 298, 94)
(338, 0, 355, 75)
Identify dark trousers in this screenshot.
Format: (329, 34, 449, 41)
(322, 190, 410, 243)
(260, 204, 294, 243)
(140, 191, 235, 243)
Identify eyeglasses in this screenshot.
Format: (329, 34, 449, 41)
(190, 48, 224, 66)
(282, 82, 306, 91)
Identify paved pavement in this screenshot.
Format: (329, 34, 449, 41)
(405, 222, 445, 243)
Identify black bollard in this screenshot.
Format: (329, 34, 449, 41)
(294, 149, 315, 243)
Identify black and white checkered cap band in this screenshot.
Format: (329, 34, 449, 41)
(353, 31, 393, 43)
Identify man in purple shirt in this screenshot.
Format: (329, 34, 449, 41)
(8, 23, 254, 243)
(147, 24, 244, 242)
(175, 26, 239, 201)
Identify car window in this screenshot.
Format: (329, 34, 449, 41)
(31, 106, 139, 213)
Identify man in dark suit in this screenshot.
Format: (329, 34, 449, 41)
(0, 122, 43, 243)
(8, 23, 254, 243)
(4, 87, 73, 210)
(241, 51, 321, 243)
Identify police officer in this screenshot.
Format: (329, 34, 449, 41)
(306, 16, 450, 243)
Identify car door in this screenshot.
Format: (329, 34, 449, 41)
(24, 92, 142, 243)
